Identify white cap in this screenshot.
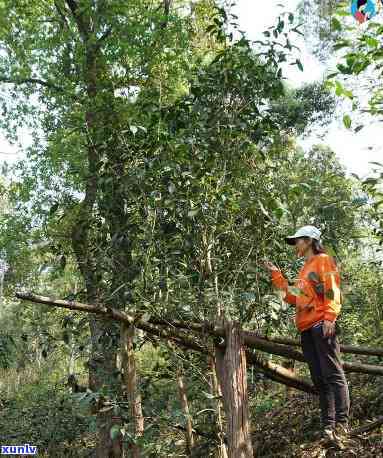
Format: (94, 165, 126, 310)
(285, 225, 321, 245)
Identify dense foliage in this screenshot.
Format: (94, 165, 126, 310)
(0, 1, 381, 456)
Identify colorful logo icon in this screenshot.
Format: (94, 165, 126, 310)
(351, 0, 382, 23)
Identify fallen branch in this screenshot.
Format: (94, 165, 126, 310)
(263, 335, 383, 358)
(15, 292, 383, 377)
(350, 416, 383, 437)
(17, 292, 317, 394)
(145, 316, 383, 359)
(172, 424, 218, 442)
(143, 321, 317, 394)
(245, 350, 317, 394)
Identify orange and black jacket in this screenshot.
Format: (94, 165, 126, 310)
(271, 253, 341, 332)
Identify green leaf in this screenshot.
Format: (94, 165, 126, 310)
(365, 36, 379, 48)
(141, 312, 151, 323)
(343, 114, 352, 129)
(331, 18, 342, 32)
(296, 59, 303, 72)
(288, 286, 305, 297)
(62, 331, 70, 344)
(334, 81, 353, 100)
(187, 209, 199, 218)
(110, 425, 121, 441)
(363, 177, 378, 186)
(277, 20, 285, 33)
(308, 272, 320, 283)
(326, 246, 337, 258)
(333, 40, 351, 51)
(49, 202, 59, 216)
(314, 283, 324, 296)
(258, 201, 270, 219)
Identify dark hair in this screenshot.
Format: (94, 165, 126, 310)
(302, 237, 327, 255)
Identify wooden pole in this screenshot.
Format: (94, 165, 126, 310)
(176, 370, 194, 455)
(121, 324, 144, 457)
(215, 322, 253, 458)
(208, 355, 229, 458)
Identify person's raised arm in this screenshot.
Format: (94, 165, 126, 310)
(263, 261, 296, 305)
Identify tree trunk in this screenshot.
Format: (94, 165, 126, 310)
(176, 370, 194, 455)
(88, 317, 122, 458)
(65, 1, 120, 450)
(208, 355, 228, 458)
(215, 322, 254, 458)
(121, 324, 144, 458)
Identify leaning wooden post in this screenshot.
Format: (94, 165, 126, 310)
(121, 324, 144, 457)
(176, 369, 194, 455)
(215, 321, 254, 458)
(208, 355, 228, 458)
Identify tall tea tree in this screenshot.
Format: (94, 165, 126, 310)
(0, 0, 332, 454)
(0, 1, 210, 455)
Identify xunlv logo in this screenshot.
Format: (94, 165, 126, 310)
(1, 444, 37, 455)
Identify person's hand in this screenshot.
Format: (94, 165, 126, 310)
(322, 320, 335, 337)
(263, 261, 279, 272)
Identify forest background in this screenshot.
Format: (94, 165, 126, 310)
(0, 0, 382, 457)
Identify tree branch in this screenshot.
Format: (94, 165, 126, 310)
(149, 317, 383, 359)
(54, 0, 70, 29)
(161, 0, 173, 29)
(14, 293, 382, 438)
(15, 292, 316, 393)
(0, 77, 64, 92)
(262, 335, 383, 358)
(350, 416, 383, 437)
(15, 292, 383, 377)
(65, 0, 89, 38)
(65, 0, 78, 15)
(245, 350, 317, 394)
(171, 423, 218, 441)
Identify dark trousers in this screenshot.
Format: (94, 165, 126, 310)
(301, 323, 350, 429)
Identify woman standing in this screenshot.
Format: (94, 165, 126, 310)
(264, 225, 352, 446)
